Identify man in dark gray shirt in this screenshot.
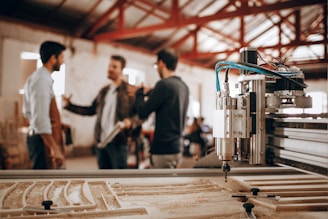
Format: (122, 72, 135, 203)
(135, 48, 189, 168)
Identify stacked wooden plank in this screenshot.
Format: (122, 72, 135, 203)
(231, 174, 328, 211)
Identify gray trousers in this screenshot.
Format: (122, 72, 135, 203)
(151, 153, 183, 168)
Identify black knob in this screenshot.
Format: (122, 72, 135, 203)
(243, 203, 254, 213)
(42, 200, 53, 210)
(251, 188, 260, 196)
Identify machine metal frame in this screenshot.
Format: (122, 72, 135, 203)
(212, 47, 319, 179)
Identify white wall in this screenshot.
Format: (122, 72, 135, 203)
(305, 80, 328, 94)
(0, 20, 217, 147)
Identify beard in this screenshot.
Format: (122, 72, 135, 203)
(107, 71, 117, 81)
(158, 69, 164, 79)
(53, 60, 61, 71)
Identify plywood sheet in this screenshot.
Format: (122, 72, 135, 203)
(0, 173, 327, 218)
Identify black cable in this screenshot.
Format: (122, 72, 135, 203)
(236, 62, 308, 88)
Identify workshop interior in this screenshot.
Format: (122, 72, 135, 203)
(0, 0, 327, 218)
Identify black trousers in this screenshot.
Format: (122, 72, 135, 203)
(96, 142, 128, 169)
(27, 134, 48, 169)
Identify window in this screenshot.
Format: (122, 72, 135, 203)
(305, 91, 327, 114)
(281, 91, 327, 114)
(123, 68, 145, 85)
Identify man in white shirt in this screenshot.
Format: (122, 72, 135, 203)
(23, 41, 66, 169)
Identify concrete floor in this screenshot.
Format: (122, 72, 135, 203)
(65, 155, 196, 169)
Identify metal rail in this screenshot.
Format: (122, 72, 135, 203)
(0, 166, 304, 179)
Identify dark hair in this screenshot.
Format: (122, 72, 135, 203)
(39, 41, 66, 64)
(111, 55, 126, 69)
(157, 48, 178, 71)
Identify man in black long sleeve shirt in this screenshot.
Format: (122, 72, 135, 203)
(135, 48, 189, 168)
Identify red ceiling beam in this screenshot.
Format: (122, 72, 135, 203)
(137, 0, 170, 14)
(118, 1, 124, 30)
(45, 0, 67, 23)
(152, 0, 199, 53)
(240, 16, 245, 47)
(294, 9, 301, 43)
(181, 39, 327, 59)
(171, 0, 179, 21)
(131, 0, 167, 28)
(94, 0, 325, 41)
(73, 0, 102, 36)
(171, 28, 198, 48)
(83, 0, 126, 38)
(95, 19, 178, 41)
(192, 26, 199, 53)
(105, 35, 326, 71)
(247, 11, 294, 44)
(204, 25, 238, 45)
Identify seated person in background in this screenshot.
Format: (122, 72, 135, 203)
(186, 117, 206, 160)
(198, 116, 211, 133)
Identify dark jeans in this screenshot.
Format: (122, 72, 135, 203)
(27, 134, 47, 169)
(96, 142, 128, 169)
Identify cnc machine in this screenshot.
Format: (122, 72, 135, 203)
(212, 47, 321, 181)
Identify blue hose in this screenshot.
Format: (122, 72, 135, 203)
(214, 61, 307, 92)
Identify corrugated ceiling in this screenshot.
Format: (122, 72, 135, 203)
(0, 0, 327, 78)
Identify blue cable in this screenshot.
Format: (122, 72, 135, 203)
(215, 64, 221, 92)
(214, 61, 307, 92)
